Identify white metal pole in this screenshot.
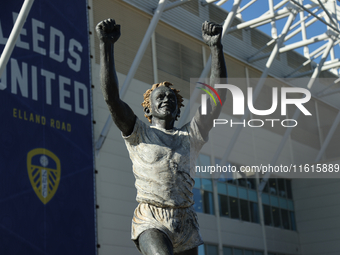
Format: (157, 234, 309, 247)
(256, 172, 268, 255)
(284, 43, 329, 78)
(164, 0, 191, 11)
(321, 60, 340, 71)
(315, 110, 340, 162)
(269, 0, 278, 38)
(120, 0, 168, 98)
(0, 0, 35, 79)
(323, 59, 339, 66)
(316, 77, 340, 96)
(284, 13, 321, 41)
(247, 39, 276, 62)
(248, 53, 271, 63)
(229, 13, 276, 32)
(318, 87, 340, 97)
(177, 0, 242, 127)
(318, 0, 337, 27)
(177, 55, 211, 127)
(279, 33, 329, 53)
(269, 109, 301, 168)
(307, 39, 334, 89)
(299, 0, 310, 57)
(212, 177, 224, 255)
(326, 0, 338, 66)
(210, 150, 224, 255)
(260, 40, 336, 190)
(202, 46, 207, 67)
(285, 40, 339, 78)
(248, 65, 268, 255)
(288, 7, 320, 32)
(315, 101, 324, 160)
(258, 109, 299, 193)
(262, 0, 291, 16)
(232, 5, 298, 32)
(309, 41, 330, 57)
(151, 32, 158, 84)
(290, 0, 340, 33)
(249, 12, 291, 30)
(219, 10, 298, 168)
(202, 0, 220, 6)
(216, 0, 229, 6)
(237, 0, 256, 13)
(287, 69, 314, 78)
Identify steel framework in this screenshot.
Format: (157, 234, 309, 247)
(92, 2, 339, 254)
(87, 0, 340, 166)
(2, 1, 340, 254)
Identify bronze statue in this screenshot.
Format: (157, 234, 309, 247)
(96, 18, 227, 255)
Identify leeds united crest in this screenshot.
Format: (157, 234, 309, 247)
(27, 148, 61, 204)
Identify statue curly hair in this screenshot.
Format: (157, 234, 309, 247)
(141, 81, 184, 123)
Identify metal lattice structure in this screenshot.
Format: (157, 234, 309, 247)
(195, 0, 340, 185)
(206, 0, 340, 186)
(1, 1, 339, 254)
(93, 0, 340, 168)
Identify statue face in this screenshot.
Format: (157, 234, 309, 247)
(149, 86, 178, 121)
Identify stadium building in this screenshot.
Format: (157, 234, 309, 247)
(1, 0, 340, 255)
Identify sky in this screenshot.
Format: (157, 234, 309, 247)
(219, 0, 340, 64)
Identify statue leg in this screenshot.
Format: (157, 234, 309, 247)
(138, 228, 173, 255)
(174, 247, 198, 255)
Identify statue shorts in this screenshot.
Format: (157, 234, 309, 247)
(131, 203, 203, 253)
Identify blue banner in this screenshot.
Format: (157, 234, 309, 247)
(0, 1, 96, 254)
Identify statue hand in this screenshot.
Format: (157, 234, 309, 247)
(96, 19, 121, 44)
(202, 21, 222, 47)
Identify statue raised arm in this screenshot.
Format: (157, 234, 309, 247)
(96, 19, 136, 136)
(195, 21, 228, 140)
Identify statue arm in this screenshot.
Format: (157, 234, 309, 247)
(97, 19, 136, 136)
(195, 21, 227, 139)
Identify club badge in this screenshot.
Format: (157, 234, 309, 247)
(27, 148, 61, 204)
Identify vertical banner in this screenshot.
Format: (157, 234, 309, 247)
(0, 1, 96, 254)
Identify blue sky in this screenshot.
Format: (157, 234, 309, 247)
(219, 0, 339, 63)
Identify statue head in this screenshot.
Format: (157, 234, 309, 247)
(142, 81, 184, 123)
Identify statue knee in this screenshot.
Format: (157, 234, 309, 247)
(139, 229, 173, 255)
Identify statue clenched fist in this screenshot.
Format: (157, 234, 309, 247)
(202, 21, 223, 47)
(96, 18, 121, 44)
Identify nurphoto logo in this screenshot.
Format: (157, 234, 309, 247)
(198, 82, 312, 128)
